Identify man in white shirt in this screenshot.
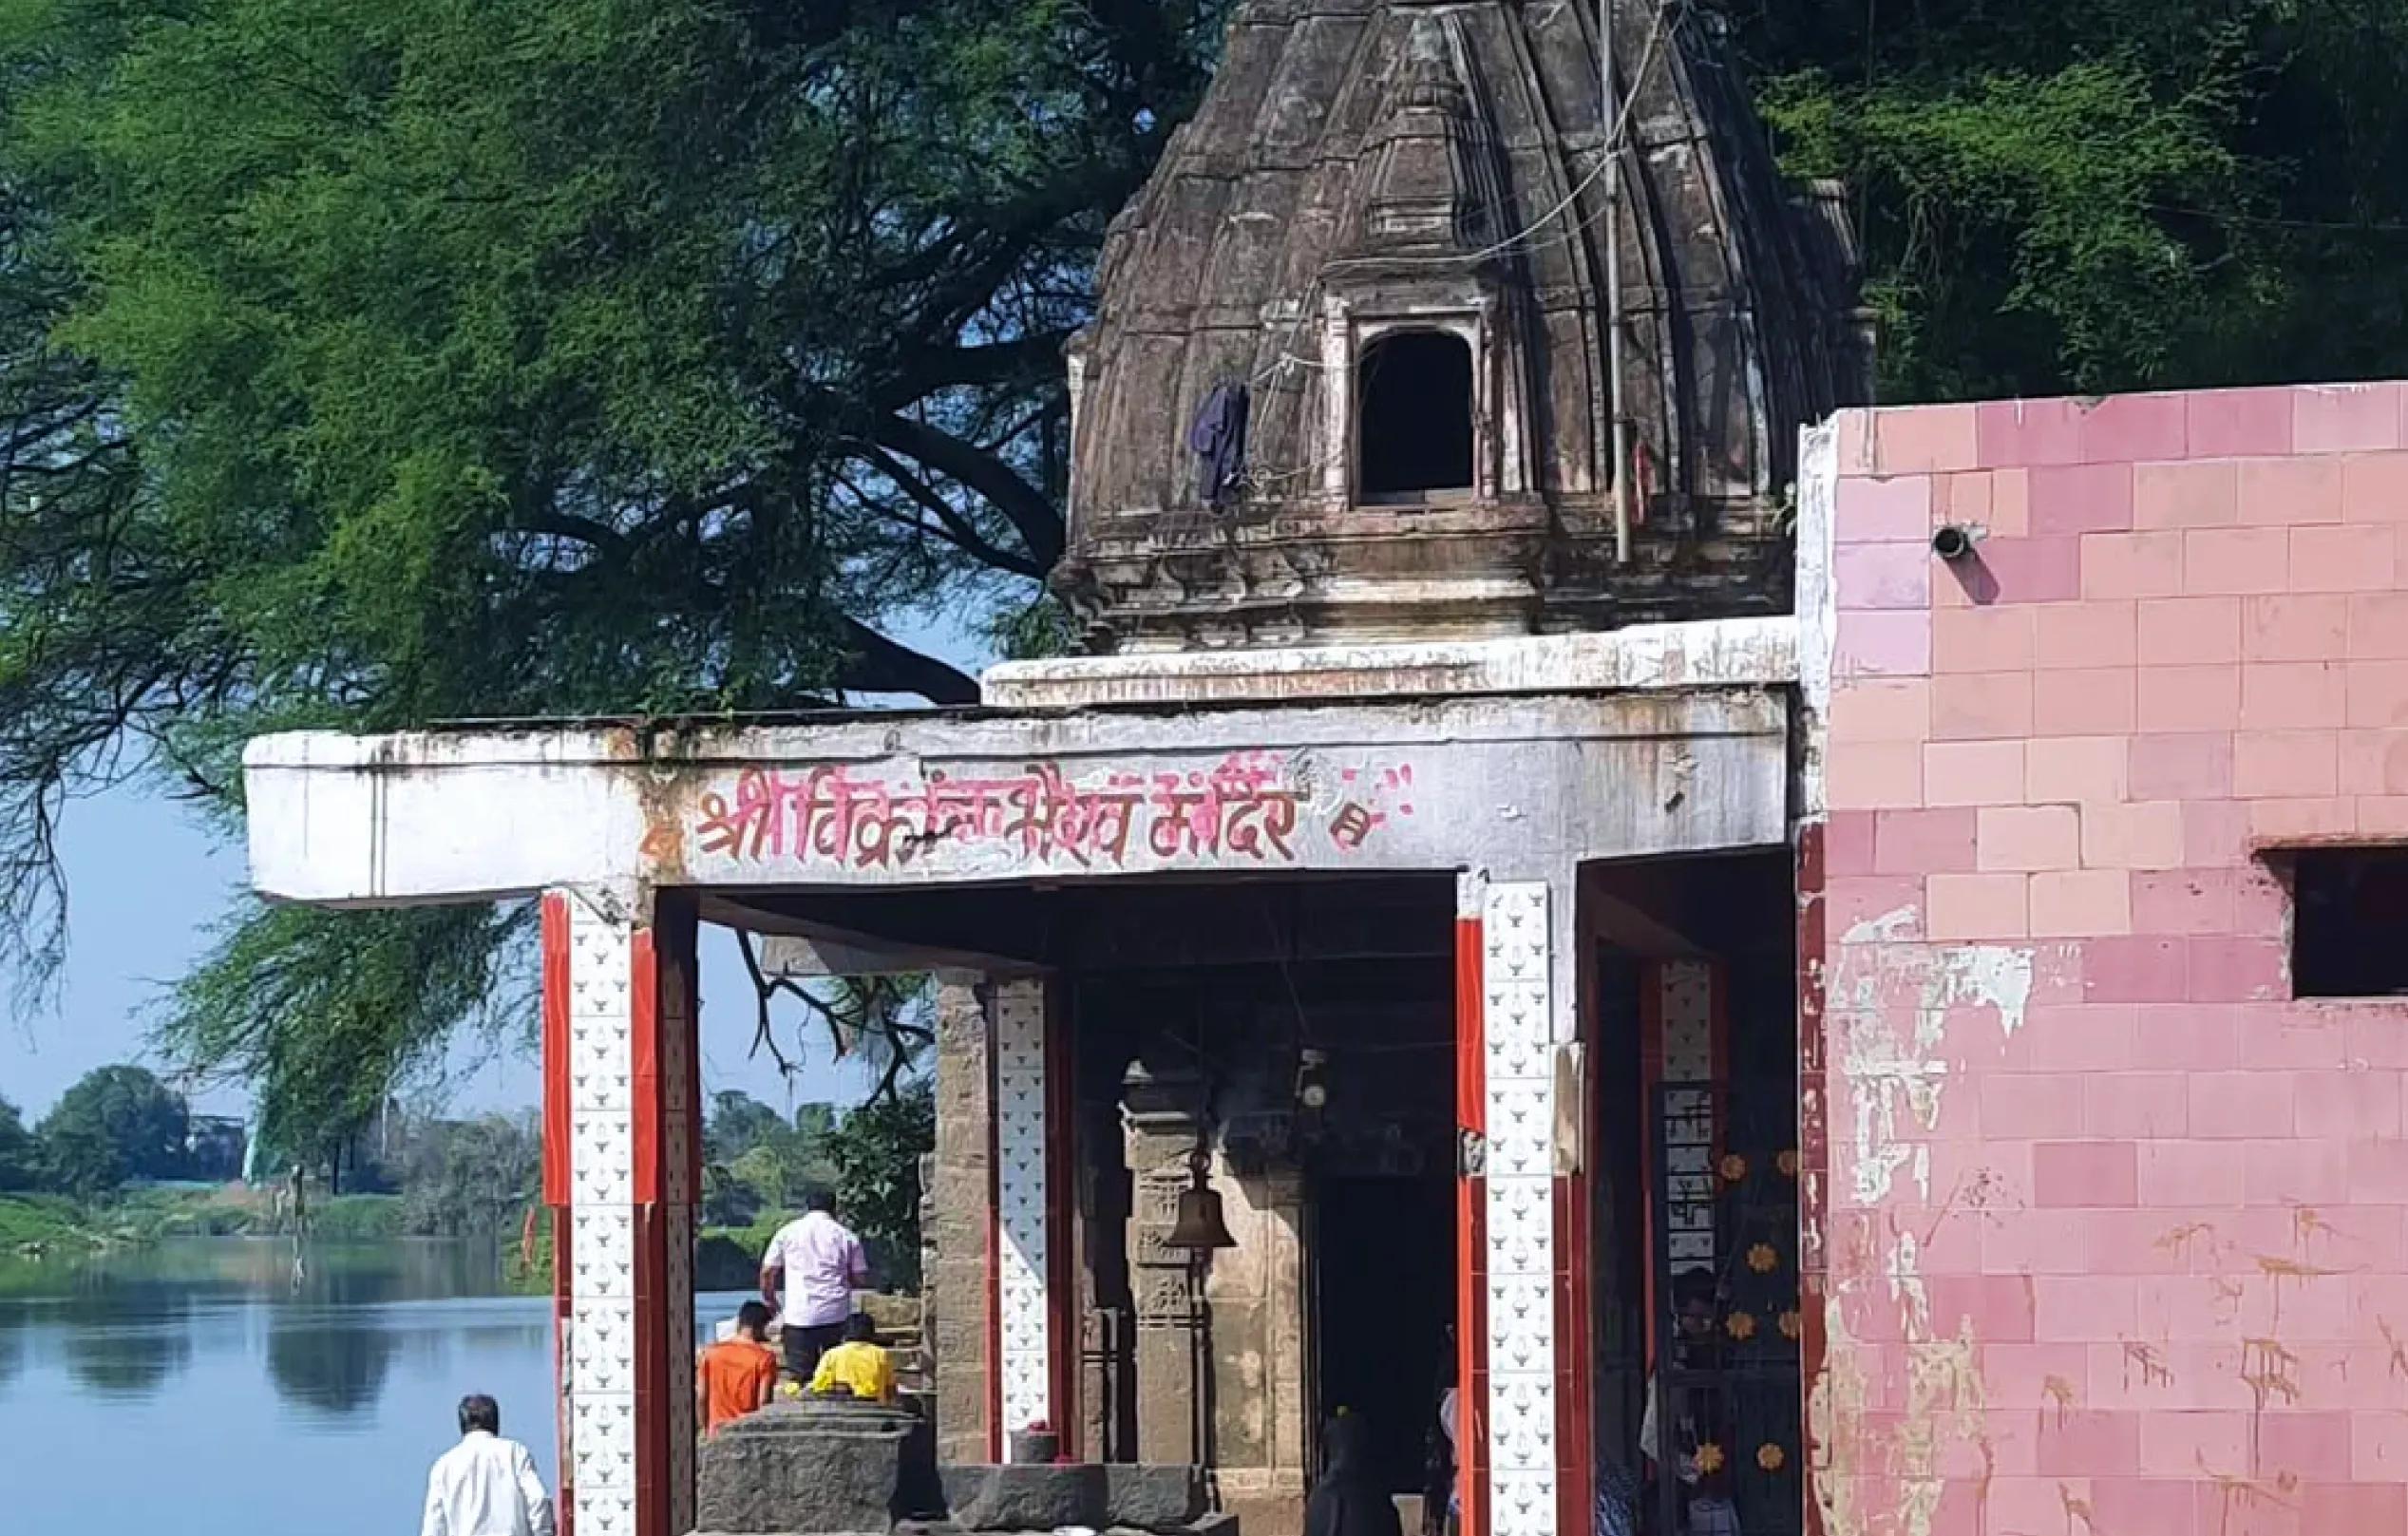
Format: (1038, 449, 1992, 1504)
(761, 1188, 870, 1382)
(422, 1394, 555, 1536)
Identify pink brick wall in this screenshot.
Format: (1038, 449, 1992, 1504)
(1811, 382, 2408, 1535)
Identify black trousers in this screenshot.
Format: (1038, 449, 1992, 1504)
(782, 1320, 846, 1383)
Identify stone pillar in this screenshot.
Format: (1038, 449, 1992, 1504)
(1076, 1080, 1131, 1463)
(1122, 1060, 1208, 1466)
(540, 886, 701, 1536)
(1208, 1155, 1308, 1523)
(927, 976, 994, 1466)
(925, 973, 1071, 1464)
(1461, 877, 1560, 1536)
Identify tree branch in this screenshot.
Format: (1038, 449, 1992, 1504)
(867, 413, 1064, 570)
(844, 446, 1046, 578)
(882, 332, 1073, 399)
(835, 617, 978, 704)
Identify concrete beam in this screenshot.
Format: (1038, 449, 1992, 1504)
(244, 690, 1790, 906)
(979, 618, 1796, 710)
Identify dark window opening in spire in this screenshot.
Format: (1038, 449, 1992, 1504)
(1357, 331, 1473, 500)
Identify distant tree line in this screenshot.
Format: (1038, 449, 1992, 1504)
(1, 1060, 933, 1279)
(0, 1066, 193, 1198)
(0, 1062, 543, 1238)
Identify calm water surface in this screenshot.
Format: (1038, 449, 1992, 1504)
(0, 1237, 746, 1533)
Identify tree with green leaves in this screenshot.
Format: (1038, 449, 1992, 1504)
(0, 1096, 41, 1191)
(33, 1065, 188, 1196)
(702, 1090, 841, 1223)
(399, 1113, 541, 1237)
(825, 1080, 936, 1292)
(1736, 0, 2408, 399)
(0, 0, 1231, 1147)
(706, 1090, 790, 1168)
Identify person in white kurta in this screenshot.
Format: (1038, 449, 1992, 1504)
(422, 1394, 556, 1536)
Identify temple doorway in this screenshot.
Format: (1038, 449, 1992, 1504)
(1312, 1169, 1457, 1496)
(1583, 851, 1804, 1536)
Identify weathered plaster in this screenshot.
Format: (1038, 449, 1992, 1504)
(245, 692, 1789, 906)
(1793, 419, 1838, 822)
(1826, 938, 2044, 1204)
(981, 620, 1797, 710)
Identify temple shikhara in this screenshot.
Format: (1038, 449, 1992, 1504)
(242, 4, 2408, 1535)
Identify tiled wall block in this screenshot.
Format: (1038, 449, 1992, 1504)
(1817, 382, 2408, 1535)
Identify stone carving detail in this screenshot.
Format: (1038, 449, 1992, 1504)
(563, 894, 637, 1536)
(993, 979, 1052, 1435)
(1135, 1269, 1198, 1327)
(1481, 882, 1554, 1536)
(1120, 1057, 1212, 1464)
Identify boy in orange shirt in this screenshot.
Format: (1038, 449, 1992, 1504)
(697, 1301, 781, 1434)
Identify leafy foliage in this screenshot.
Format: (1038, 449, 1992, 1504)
(706, 1090, 791, 1168)
(1737, 0, 2408, 397)
(398, 1113, 540, 1238)
(697, 1084, 930, 1289)
(0, 1096, 40, 1191)
(0, 0, 1232, 1142)
(702, 1091, 839, 1226)
(825, 1079, 936, 1292)
(161, 902, 531, 1180)
(34, 1065, 188, 1195)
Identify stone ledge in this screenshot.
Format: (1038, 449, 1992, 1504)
(979, 617, 1797, 710)
(697, 1400, 938, 1535)
(938, 1464, 1210, 1533)
(900, 1517, 1234, 1536)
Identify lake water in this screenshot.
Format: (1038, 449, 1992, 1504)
(0, 1237, 749, 1533)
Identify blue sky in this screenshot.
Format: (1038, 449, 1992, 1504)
(0, 782, 877, 1122)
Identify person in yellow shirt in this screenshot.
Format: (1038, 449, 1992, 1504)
(808, 1311, 896, 1405)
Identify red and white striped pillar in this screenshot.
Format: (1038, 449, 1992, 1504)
(540, 888, 701, 1536)
(1455, 874, 1564, 1536)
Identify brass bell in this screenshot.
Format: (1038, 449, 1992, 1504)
(1166, 1171, 1237, 1251)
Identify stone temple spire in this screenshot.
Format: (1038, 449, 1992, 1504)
(1056, 0, 1872, 654)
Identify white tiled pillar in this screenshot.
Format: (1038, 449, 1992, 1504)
(991, 977, 1057, 1448)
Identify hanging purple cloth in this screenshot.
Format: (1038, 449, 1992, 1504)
(1187, 381, 1250, 506)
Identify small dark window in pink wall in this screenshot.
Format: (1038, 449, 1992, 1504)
(2286, 845, 2408, 996)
